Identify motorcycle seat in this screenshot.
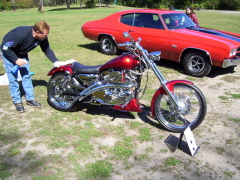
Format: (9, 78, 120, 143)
(72, 62, 101, 74)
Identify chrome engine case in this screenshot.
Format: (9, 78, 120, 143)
(78, 70, 137, 105)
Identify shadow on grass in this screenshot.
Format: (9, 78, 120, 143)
(78, 43, 100, 52)
(137, 104, 165, 131)
(155, 59, 185, 75)
(19, 80, 47, 97)
(32, 80, 48, 87)
(78, 43, 130, 56)
(81, 103, 166, 131)
(83, 104, 136, 121)
(207, 66, 236, 78)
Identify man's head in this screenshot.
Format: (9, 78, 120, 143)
(33, 21, 50, 41)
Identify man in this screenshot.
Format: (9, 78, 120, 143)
(1, 21, 58, 112)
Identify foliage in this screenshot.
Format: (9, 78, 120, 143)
(202, 0, 219, 9)
(218, 0, 240, 10)
(116, 0, 240, 10)
(85, 0, 96, 8)
(0, 0, 11, 10)
(17, 0, 34, 8)
(0, 0, 34, 10)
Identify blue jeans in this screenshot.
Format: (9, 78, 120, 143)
(3, 54, 35, 104)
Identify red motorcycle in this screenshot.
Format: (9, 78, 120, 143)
(47, 32, 207, 133)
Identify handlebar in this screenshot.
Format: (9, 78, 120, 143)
(117, 42, 131, 47)
(117, 32, 161, 61)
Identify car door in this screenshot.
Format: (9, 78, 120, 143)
(161, 13, 194, 62)
(120, 13, 170, 59)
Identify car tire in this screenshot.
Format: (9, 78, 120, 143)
(183, 51, 212, 77)
(100, 36, 118, 55)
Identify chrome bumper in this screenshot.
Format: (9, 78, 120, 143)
(222, 57, 240, 68)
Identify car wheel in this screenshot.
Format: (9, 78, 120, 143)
(183, 51, 212, 77)
(100, 36, 118, 55)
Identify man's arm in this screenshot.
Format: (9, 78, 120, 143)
(39, 39, 58, 63)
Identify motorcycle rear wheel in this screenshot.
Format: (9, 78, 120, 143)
(154, 83, 207, 133)
(47, 72, 83, 112)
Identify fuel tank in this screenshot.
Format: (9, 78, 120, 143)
(100, 54, 139, 70)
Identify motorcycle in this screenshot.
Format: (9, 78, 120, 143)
(47, 32, 207, 133)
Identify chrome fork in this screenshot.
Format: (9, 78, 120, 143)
(140, 49, 181, 111)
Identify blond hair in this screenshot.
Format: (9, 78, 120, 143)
(33, 21, 50, 33)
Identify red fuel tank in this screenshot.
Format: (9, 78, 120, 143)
(100, 55, 139, 70)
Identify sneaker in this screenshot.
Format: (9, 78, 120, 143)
(26, 100, 41, 108)
(14, 102, 25, 112)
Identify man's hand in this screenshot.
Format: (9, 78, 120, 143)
(16, 58, 28, 67)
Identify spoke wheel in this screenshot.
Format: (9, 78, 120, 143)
(47, 72, 83, 112)
(154, 83, 207, 133)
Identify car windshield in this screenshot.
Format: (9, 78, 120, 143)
(161, 13, 196, 30)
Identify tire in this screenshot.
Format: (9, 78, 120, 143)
(100, 36, 118, 55)
(47, 72, 83, 112)
(183, 51, 212, 77)
(154, 83, 207, 133)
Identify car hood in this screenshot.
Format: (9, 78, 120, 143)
(183, 27, 240, 43)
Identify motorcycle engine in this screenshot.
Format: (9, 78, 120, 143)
(90, 69, 137, 105)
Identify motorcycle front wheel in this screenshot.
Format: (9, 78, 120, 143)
(154, 83, 207, 133)
(47, 72, 83, 112)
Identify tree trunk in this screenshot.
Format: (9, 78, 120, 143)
(105, 0, 109, 7)
(80, 0, 83, 9)
(12, 0, 16, 11)
(98, 0, 101, 7)
(66, 0, 71, 9)
(38, 0, 44, 13)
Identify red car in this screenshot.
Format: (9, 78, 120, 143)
(81, 9, 240, 77)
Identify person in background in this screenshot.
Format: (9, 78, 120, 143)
(0, 21, 59, 112)
(186, 6, 199, 25)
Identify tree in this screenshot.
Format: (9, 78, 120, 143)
(12, 0, 16, 11)
(38, 0, 44, 13)
(85, 0, 96, 8)
(105, 0, 109, 7)
(80, 0, 83, 9)
(66, 0, 70, 9)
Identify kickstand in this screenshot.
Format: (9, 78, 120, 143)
(164, 126, 200, 156)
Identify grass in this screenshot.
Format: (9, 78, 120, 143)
(0, 4, 240, 180)
(75, 160, 113, 179)
(228, 118, 240, 123)
(165, 157, 180, 166)
(223, 170, 236, 178)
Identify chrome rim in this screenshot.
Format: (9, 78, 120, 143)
(102, 38, 112, 52)
(155, 85, 203, 130)
(48, 74, 79, 109)
(188, 55, 205, 73)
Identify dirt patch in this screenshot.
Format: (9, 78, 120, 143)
(0, 65, 240, 180)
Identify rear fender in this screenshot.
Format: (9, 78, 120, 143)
(150, 80, 193, 118)
(47, 65, 73, 76)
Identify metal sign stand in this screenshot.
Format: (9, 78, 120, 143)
(164, 126, 200, 156)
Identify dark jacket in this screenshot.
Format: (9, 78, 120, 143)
(1, 26, 58, 63)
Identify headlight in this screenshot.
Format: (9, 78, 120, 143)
(230, 48, 237, 57)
